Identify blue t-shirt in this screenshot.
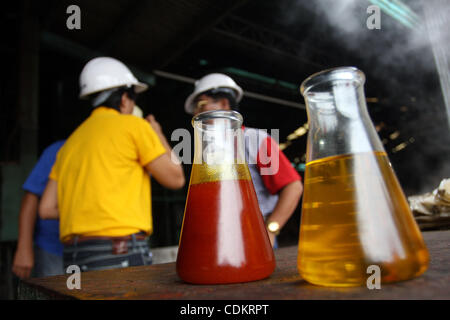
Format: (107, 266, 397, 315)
(22, 140, 65, 256)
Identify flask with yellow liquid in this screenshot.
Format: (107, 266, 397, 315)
(176, 110, 275, 284)
(297, 67, 429, 287)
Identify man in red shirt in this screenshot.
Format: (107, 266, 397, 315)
(184, 73, 303, 247)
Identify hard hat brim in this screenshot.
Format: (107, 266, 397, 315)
(134, 82, 149, 94)
(79, 81, 149, 99)
(184, 91, 198, 115)
(184, 87, 244, 115)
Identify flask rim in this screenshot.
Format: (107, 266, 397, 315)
(192, 110, 243, 126)
(300, 67, 365, 96)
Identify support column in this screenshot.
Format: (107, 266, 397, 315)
(0, 0, 39, 241)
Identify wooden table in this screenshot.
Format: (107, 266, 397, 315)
(19, 230, 449, 300)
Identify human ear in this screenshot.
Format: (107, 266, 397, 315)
(119, 93, 128, 113)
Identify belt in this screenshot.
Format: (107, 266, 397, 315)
(64, 233, 147, 246)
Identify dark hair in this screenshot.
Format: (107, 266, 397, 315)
(91, 86, 137, 111)
(199, 88, 239, 111)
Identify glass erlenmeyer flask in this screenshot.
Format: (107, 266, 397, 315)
(297, 67, 429, 287)
(176, 110, 275, 284)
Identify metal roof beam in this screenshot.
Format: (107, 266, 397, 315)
(97, 0, 151, 53)
(157, 0, 250, 69)
(41, 31, 156, 86)
(213, 15, 327, 69)
(41, 32, 304, 109)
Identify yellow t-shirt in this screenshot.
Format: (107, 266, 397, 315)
(49, 107, 166, 242)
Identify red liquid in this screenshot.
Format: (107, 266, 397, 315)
(176, 179, 276, 284)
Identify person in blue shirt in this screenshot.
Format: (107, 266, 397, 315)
(12, 140, 65, 279)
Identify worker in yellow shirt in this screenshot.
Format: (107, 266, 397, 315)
(39, 57, 185, 272)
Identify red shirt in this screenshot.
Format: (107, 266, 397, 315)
(243, 126, 301, 215)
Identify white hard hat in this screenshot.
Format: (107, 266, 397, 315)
(132, 105, 143, 118)
(184, 73, 243, 114)
(79, 57, 148, 99)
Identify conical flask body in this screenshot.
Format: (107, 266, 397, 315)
(298, 67, 429, 287)
(176, 110, 275, 284)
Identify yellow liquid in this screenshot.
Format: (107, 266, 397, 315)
(298, 151, 429, 287)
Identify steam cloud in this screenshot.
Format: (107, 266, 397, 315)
(276, 0, 450, 194)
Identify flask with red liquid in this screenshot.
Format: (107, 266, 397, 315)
(176, 110, 275, 284)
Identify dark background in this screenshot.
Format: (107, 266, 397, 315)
(1, 0, 449, 299)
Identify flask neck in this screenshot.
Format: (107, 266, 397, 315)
(192, 110, 246, 165)
(301, 67, 385, 162)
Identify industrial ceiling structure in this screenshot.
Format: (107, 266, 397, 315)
(2, 0, 449, 195)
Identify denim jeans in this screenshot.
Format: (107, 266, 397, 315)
(33, 246, 64, 278)
(63, 234, 153, 272)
